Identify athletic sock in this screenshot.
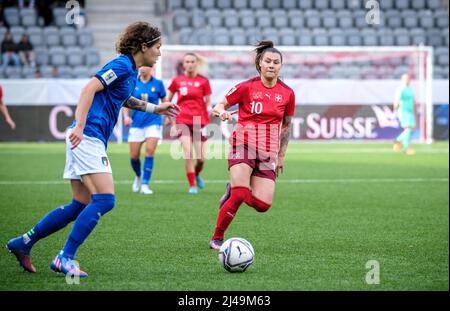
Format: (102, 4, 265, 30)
(244, 193, 272, 213)
(130, 159, 141, 177)
(142, 156, 154, 185)
(27, 199, 87, 247)
(186, 172, 196, 187)
(212, 187, 250, 240)
(62, 194, 115, 259)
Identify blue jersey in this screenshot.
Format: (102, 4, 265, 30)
(131, 77, 166, 128)
(71, 54, 138, 148)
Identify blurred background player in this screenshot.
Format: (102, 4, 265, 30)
(124, 65, 167, 195)
(209, 41, 295, 249)
(0, 84, 16, 129)
(393, 74, 417, 155)
(166, 53, 212, 194)
(6, 22, 179, 277)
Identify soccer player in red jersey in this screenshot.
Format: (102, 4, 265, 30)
(0, 85, 16, 129)
(167, 53, 213, 194)
(209, 41, 296, 249)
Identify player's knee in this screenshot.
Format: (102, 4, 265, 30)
(92, 193, 116, 215)
(230, 187, 251, 203)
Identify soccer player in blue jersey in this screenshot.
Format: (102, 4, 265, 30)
(124, 66, 167, 194)
(5, 22, 179, 277)
(393, 74, 417, 155)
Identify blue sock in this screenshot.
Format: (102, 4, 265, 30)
(130, 159, 141, 177)
(26, 200, 86, 247)
(403, 128, 412, 149)
(62, 194, 115, 259)
(142, 156, 154, 185)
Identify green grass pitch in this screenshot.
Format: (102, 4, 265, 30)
(0, 142, 448, 290)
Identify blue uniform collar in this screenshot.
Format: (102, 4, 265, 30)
(125, 54, 137, 70)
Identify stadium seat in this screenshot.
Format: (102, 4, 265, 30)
(394, 28, 411, 46)
(53, 7, 68, 27)
(0, 27, 7, 42)
(168, 0, 183, 10)
(233, 0, 248, 9)
(379, 0, 394, 10)
(213, 28, 230, 45)
(314, 0, 329, 10)
(26, 27, 44, 47)
(184, 0, 199, 9)
(328, 29, 346, 46)
(427, 29, 443, 47)
(85, 47, 100, 66)
(282, 0, 297, 9)
(435, 11, 449, 29)
(362, 28, 378, 46)
(352, 10, 368, 29)
(262, 28, 279, 45)
(240, 10, 256, 28)
(322, 10, 338, 28)
(34, 47, 49, 66)
(40, 65, 54, 78)
(230, 28, 246, 45)
(288, 10, 303, 28)
(337, 10, 353, 28)
(427, 0, 443, 9)
(411, 0, 426, 9)
(195, 29, 213, 45)
(272, 9, 288, 28)
(73, 65, 91, 78)
(248, 0, 264, 9)
(0, 68, 4, 79)
(279, 28, 296, 45)
(77, 28, 94, 47)
(57, 65, 72, 78)
(217, 0, 232, 9)
(266, 0, 281, 9)
(385, 10, 402, 28)
(395, 0, 409, 10)
(346, 28, 362, 46)
(44, 27, 60, 46)
(60, 27, 78, 47)
(378, 29, 395, 46)
(346, 0, 362, 10)
(223, 9, 239, 28)
(178, 28, 193, 44)
(435, 47, 449, 66)
(305, 10, 321, 28)
(20, 8, 37, 27)
(402, 10, 419, 28)
(419, 10, 434, 29)
(298, 0, 313, 10)
(21, 66, 36, 79)
(344, 66, 361, 79)
(67, 47, 84, 66)
(443, 29, 449, 47)
(205, 9, 222, 27)
(330, 0, 345, 10)
(298, 29, 312, 46)
(246, 27, 260, 45)
(173, 9, 191, 29)
(49, 46, 66, 66)
(5, 66, 22, 79)
(410, 28, 426, 45)
(10, 26, 25, 43)
(312, 28, 328, 46)
(4, 7, 20, 26)
(256, 10, 271, 28)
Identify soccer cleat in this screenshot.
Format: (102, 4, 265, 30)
(132, 176, 142, 193)
(393, 141, 402, 152)
(196, 175, 205, 189)
(219, 182, 231, 209)
(406, 148, 416, 155)
(140, 184, 153, 195)
(188, 186, 198, 195)
(50, 252, 88, 278)
(6, 236, 36, 273)
(209, 239, 224, 250)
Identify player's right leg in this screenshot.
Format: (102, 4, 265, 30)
(210, 163, 253, 250)
(179, 133, 197, 194)
(128, 128, 144, 193)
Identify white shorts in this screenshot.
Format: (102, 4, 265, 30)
(63, 128, 112, 180)
(128, 125, 163, 142)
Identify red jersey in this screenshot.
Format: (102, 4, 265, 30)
(225, 77, 296, 155)
(168, 74, 212, 126)
(0, 85, 3, 100)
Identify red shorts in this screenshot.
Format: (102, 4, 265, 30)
(176, 124, 208, 142)
(228, 144, 277, 181)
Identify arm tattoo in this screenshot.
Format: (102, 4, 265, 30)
(279, 116, 292, 158)
(122, 96, 147, 112)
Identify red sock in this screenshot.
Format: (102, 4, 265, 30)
(245, 193, 272, 213)
(195, 160, 204, 177)
(213, 187, 250, 240)
(186, 172, 196, 187)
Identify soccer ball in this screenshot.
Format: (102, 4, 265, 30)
(218, 237, 254, 272)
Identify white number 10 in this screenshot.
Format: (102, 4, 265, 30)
(250, 101, 263, 114)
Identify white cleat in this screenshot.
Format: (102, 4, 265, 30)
(140, 184, 153, 195)
(132, 176, 142, 193)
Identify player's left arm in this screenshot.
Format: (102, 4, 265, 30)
(277, 115, 292, 177)
(123, 96, 180, 117)
(205, 95, 213, 115)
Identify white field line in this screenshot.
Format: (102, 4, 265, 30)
(0, 178, 448, 186)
